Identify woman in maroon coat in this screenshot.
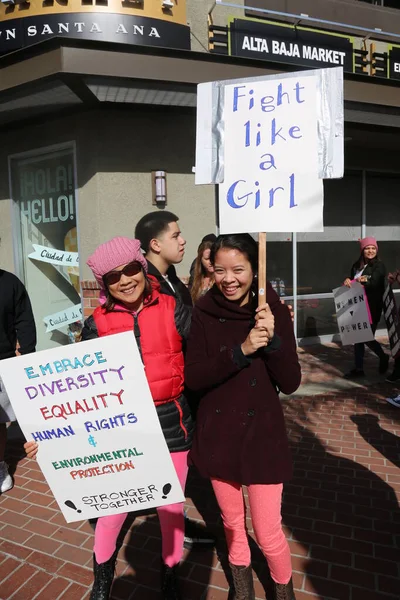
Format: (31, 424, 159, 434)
(185, 234, 301, 600)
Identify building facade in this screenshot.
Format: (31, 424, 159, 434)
(0, 0, 399, 349)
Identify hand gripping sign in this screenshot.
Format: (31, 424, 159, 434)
(0, 332, 184, 522)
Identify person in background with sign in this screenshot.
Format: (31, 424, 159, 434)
(343, 237, 389, 379)
(0, 268, 36, 495)
(25, 237, 193, 600)
(189, 239, 215, 303)
(184, 234, 301, 600)
(386, 269, 400, 395)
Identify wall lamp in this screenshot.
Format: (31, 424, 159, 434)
(162, 0, 174, 8)
(152, 171, 167, 206)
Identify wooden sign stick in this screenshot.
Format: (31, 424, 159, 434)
(258, 232, 267, 307)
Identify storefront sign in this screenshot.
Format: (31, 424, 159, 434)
(383, 285, 400, 357)
(0, 332, 184, 523)
(0, 13, 190, 54)
(333, 282, 374, 346)
(229, 18, 354, 72)
(218, 73, 324, 233)
(389, 46, 400, 80)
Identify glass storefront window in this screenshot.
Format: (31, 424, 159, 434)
(9, 144, 82, 351)
(267, 240, 292, 298)
(297, 296, 338, 339)
(297, 172, 363, 297)
(298, 241, 361, 296)
(366, 173, 400, 242)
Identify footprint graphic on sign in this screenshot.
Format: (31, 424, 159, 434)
(65, 500, 82, 513)
(162, 483, 172, 499)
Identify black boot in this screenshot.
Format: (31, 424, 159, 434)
(379, 354, 390, 374)
(274, 577, 296, 600)
(161, 563, 182, 600)
(229, 563, 255, 600)
(90, 550, 117, 600)
(386, 360, 400, 382)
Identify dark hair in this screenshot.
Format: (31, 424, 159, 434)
(190, 240, 215, 303)
(135, 211, 179, 253)
(201, 233, 217, 244)
(354, 252, 380, 271)
(103, 269, 153, 312)
(210, 234, 258, 273)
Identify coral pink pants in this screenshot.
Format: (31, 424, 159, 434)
(94, 451, 188, 567)
(211, 479, 292, 584)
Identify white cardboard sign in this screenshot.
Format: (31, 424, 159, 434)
(219, 75, 324, 233)
(333, 282, 374, 346)
(195, 67, 343, 186)
(0, 332, 184, 522)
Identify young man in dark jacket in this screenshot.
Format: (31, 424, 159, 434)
(0, 269, 36, 493)
(135, 212, 215, 549)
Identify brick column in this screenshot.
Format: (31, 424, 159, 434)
(81, 280, 101, 318)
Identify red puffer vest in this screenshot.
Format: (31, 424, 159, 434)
(92, 288, 184, 406)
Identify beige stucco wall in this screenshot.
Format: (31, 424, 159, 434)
(0, 108, 216, 281)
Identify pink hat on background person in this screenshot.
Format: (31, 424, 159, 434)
(86, 237, 148, 289)
(360, 237, 378, 253)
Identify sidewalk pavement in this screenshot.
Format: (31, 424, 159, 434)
(0, 340, 399, 600)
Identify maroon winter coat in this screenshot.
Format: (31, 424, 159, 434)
(184, 283, 301, 485)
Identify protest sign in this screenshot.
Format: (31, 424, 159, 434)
(383, 285, 400, 357)
(194, 67, 343, 303)
(0, 332, 184, 523)
(219, 75, 323, 234)
(333, 282, 374, 345)
(195, 66, 344, 186)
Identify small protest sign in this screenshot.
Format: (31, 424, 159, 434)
(333, 282, 374, 345)
(219, 75, 324, 234)
(383, 285, 400, 357)
(0, 332, 184, 522)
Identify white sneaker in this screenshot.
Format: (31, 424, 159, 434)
(0, 462, 13, 494)
(386, 394, 400, 408)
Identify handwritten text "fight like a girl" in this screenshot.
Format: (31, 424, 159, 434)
(226, 80, 306, 211)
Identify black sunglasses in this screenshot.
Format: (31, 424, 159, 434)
(103, 261, 142, 287)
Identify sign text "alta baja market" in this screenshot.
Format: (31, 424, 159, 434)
(242, 37, 347, 66)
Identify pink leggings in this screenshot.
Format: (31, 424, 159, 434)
(211, 479, 292, 584)
(94, 451, 188, 567)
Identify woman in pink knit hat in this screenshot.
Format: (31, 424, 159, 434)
(24, 237, 193, 600)
(343, 237, 389, 378)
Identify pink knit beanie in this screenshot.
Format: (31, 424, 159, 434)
(87, 237, 148, 289)
(360, 237, 378, 253)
